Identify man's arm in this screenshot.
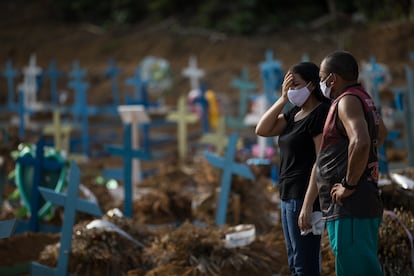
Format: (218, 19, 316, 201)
(331, 95, 370, 205)
(338, 95, 371, 186)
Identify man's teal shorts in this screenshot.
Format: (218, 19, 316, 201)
(326, 217, 382, 276)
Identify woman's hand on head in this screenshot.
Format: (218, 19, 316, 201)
(282, 72, 293, 100)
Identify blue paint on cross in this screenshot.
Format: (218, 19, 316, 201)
(194, 82, 210, 133)
(105, 124, 152, 217)
(204, 133, 255, 225)
(227, 68, 258, 129)
(15, 138, 66, 232)
(103, 58, 122, 106)
(375, 107, 389, 175)
(18, 90, 34, 139)
(68, 79, 90, 157)
(125, 68, 151, 108)
(31, 161, 102, 276)
(231, 67, 257, 119)
(2, 59, 19, 111)
(368, 55, 384, 106)
(68, 60, 86, 81)
(44, 60, 64, 107)
(260, 49, 283, 104)
(0, 219, 17, 239)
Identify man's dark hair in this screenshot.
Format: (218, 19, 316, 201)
(323, 51, 359, 81)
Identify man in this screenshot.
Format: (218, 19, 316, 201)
(298, 51, 387, 275)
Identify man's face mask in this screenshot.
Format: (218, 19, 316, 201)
(320, 73, 333, 99)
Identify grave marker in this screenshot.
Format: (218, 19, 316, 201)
(43, 109, 72, 156)
(18, 54, 42, 111)
(68, 79, 90, 157)
(103, 58, 122, 106)
(182, 55, 205, 90)
(359, 55, 392, 105)
(105, 124, 152, 217)
(118, 105, 150, 185)
(31, 161, 103, 276)
(259, 49, 283, 104)
(204, 133, 255, 225)
(15, 138, 67, 231)
(17, 90, 33, 139)
(68, 59, 86, 81)
(1, 59, 19, 110)
(125, 68, 155, 108)
(0, 219, 17, 239)
(244, 95, 272, 159)
(199, 117, 228, 155)
(167, 95, 199, 161)
(227, 68, 257, 129)
(193, 82, 210, 133)
(44, 60, 64, 107)
(231, 68, 257, 120)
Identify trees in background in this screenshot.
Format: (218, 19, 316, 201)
(51, 0, 412, 34)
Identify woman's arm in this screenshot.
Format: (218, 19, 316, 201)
(298, 133, 322, 231)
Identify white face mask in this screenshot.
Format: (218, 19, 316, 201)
(287, 84, 311, 107)
(320, 74, 332, 99)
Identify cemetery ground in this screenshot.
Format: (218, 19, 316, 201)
(2, 1, 414, 275)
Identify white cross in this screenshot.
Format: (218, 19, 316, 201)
(244, 95, 268, 158)
(19, 53, 42, 109)
(181, 56, 205, 90)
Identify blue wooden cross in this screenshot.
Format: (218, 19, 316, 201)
(15, 138, 67, 231)
(246, 157, 279, 186)
(2, 59, 19, 111)
(105, 124, 152, 217)
(227, 68, 257, 129)
(103, 58, 122, 106)
(68, 60, 86, 82)
(204, 133, 255, 226)
(259, 49, 283, 104)
(0, 219, 17, 239)
(68, 79, 90, 157)
(125, 67, 155, 108)
(44, 60, 64, 107)
(31, 161, 103, 276)
(194, 82, 210, 133)
(368, 55, 384, 105)
(18, 90, 34, 139)
(231, 68, 257, 119)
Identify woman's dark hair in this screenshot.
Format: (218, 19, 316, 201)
(289, 61, 329, 103)
(322, 51, 359, 81)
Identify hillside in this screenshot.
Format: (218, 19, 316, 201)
(1, 0, 414, 106)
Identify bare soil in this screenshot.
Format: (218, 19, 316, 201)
(1, 1, 414, 275)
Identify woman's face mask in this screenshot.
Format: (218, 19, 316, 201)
(287, 83, 311, 107)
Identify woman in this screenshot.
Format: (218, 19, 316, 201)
(255, 62, 330, 276)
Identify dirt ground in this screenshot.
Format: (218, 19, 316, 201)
(1, 1, 414, 275)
